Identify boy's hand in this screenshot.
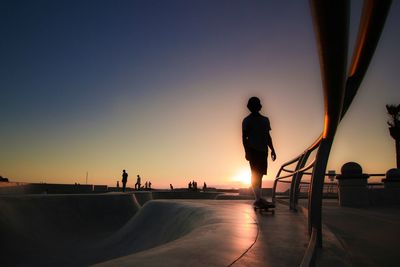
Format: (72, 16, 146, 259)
(271, 150, 276, 161)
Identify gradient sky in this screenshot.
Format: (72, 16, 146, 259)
(1, 1, 399, 189)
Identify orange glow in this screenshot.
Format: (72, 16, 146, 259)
(232, 168, 252, 186)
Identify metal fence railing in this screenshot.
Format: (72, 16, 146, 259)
(272, 1, 392, 266)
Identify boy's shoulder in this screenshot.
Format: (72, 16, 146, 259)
(243, 113, 269, 121)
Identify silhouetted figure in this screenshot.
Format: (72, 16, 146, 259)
(135, 175, 141, 190)
(145, 181, 148, 189)
(117, 181, 120, 189)
(386, 104, 400, 168)
(148, 181, 152, 189)
(170, 184, 174, 190)
(188, 181, 192, 190)
(242, 97, 276, 207)
(122, 170, 128, 192)
(203, 182, 207, 191)
(193, 181, 198, 191)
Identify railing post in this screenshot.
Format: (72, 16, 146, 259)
(289, 156, 304, 210)
(271, 178, 278, 204)
(309, 0, 350, 246)
(308, 139, 333, 246)
(272, 167, 284, 204)
(290, 153, 309, 210)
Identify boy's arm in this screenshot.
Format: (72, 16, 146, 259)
(242, 128, 250, 160)
(267, 132, 276, 161)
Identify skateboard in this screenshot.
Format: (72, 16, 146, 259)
(253, 203, 275, 214)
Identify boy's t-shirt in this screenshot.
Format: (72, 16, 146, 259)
(242, 113, 271, 152)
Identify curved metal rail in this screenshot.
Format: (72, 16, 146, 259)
(308, 0, 391, 250)
(271, 1, 392, 266)
(272, 137, 320, 210)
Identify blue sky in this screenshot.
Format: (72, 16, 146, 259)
(1, 1, 399, 188)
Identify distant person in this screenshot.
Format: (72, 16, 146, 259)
(188, 181, 192, 190)
(117, 181, 120, 189)
(193, 181, 197, 191)
(203, 182, 207, 191)
(122, 170, 128, 192)
(148, 181, 152, 189)
(135, 175, 141, 190)
(170, 184, 174, 190)
(145, 181, 148, 189)
(242, 96, 276, 208)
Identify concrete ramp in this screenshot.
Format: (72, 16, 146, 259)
(0, 195, 257, 266)
(0, 193, 140, 266)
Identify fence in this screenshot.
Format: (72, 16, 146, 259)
(273, 1, 392, 266)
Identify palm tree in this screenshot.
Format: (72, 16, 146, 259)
(386, 104, 400, 168)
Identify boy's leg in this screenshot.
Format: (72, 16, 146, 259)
(251, 170, 263, 201)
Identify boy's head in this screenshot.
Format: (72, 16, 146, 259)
(247, 96, 262, 113)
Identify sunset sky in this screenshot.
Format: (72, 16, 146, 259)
(1, 1, 399, 189)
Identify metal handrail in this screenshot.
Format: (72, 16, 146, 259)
(273, 167, 338, 203)
(281, 168, 296, 174)
(276, 180, 292, 184)
(300, 227, 318, 267)
(277, 137, 321, 176)
(369, 173, 385, 177)
(272, 137, 320, 206)
(274, 160, 316, 181)
(290, 146, 318, 209)
(280, 154, 304, 169)
(272, 1, 391, 266)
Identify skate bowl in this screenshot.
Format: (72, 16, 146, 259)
(0, 193, 257, 266)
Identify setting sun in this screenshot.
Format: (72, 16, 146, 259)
(232, 168, 252, 186)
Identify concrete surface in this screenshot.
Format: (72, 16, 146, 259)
(2, 192, 395, 267)
(95, 200, 258, 267)
(294, 199, 400, 267)
(231, 203, 309, 267)
(0, 195, 259, 266)
(321, 201, 400, 267)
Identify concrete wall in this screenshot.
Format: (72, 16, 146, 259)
(368, 188, 400, 205)
(152, 190, 221, 199)
(0, 193, 141, 239)
(0, 183, 94, 194)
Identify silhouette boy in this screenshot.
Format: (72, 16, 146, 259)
(242, 96, 276, 207)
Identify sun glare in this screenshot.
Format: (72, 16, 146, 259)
(232, 168, 252, 186)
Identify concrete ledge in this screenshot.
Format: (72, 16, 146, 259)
(94, 185, 108, 192)
(151, 190, 221, 199)
(0, 183, 94, 194)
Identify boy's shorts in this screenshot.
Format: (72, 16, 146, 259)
(247, 148, 268, 175)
